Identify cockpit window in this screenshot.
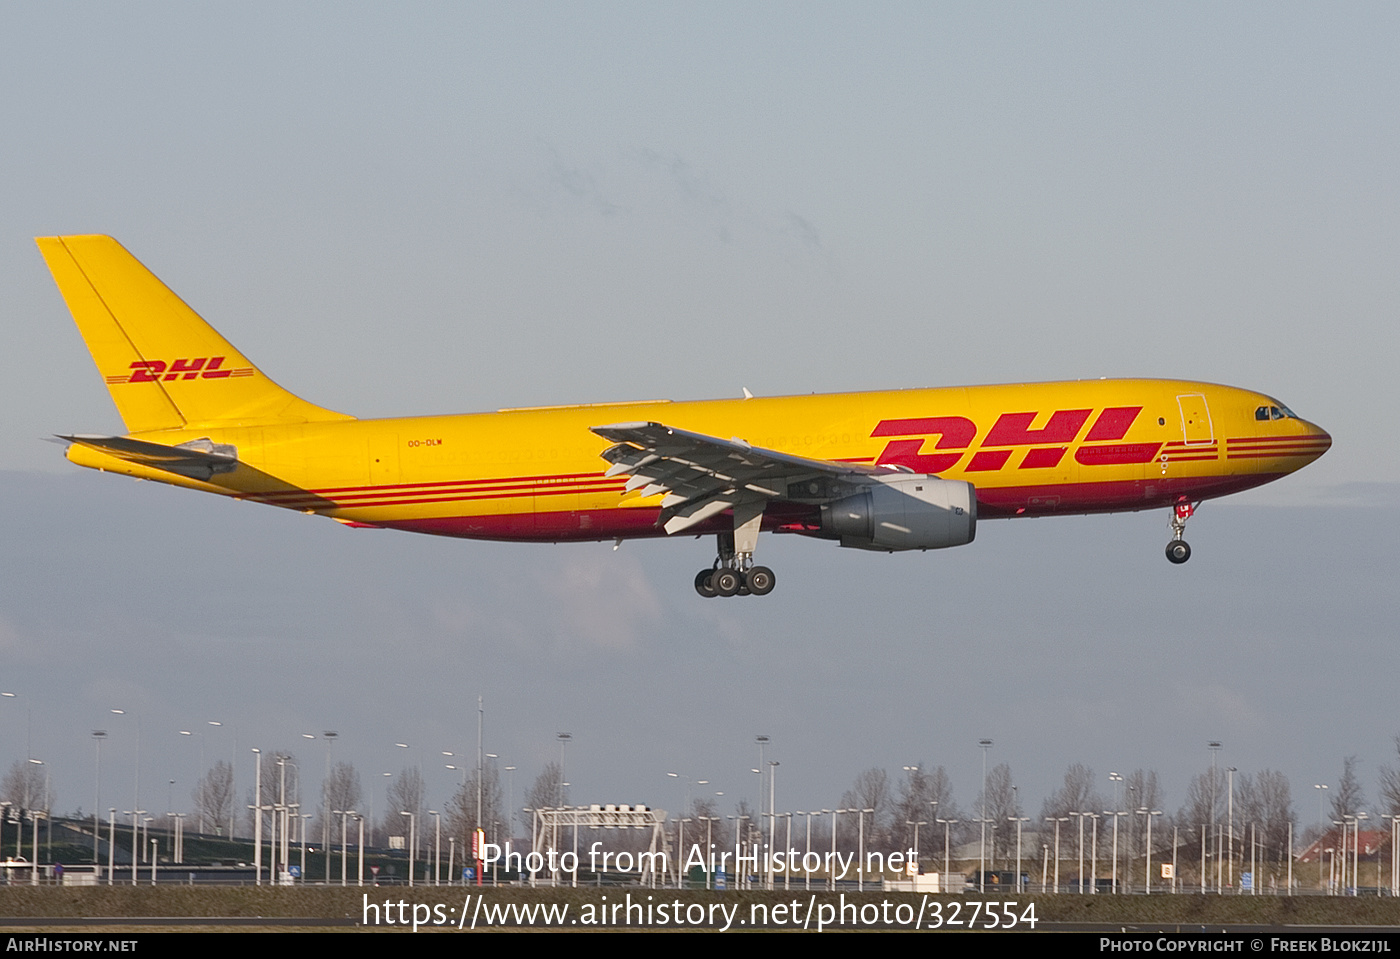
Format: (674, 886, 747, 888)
(1255, 404, 1297, 421)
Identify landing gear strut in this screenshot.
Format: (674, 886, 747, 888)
(1165, 500, 1195, 564)
(694, 527, 776, 598)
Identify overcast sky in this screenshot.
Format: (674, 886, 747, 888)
(2, 3, 1397, 834)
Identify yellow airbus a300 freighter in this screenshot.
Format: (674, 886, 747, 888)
(39, 235, 1331, 597)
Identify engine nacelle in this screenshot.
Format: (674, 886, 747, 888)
(820, 475, 976, 551)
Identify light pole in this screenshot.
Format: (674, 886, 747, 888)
(504, 765, 517, 844)
(1384, 814, 1400, 899)
(125, 807, 145, 886)
(1088, 812, 1100, 894)
(779, 811, 793, 890)
(276, 756, 300, 883)
(334, 809, 352, 885)
(698, 814, 719, 890)
(476, 699, 485, 853)
(727, 814, 749, 889)
(205, 721, 234, 838)
(250, 747, 264, 884)
(1069, 811, 1086, 893)
(180, 729, 205, 834)
(978, 738, 993, 892)
(829, 809, 845, 892)
(299, 813, 310, 882)
(1249, 821, 1256, 895)
(430, 810, 442, 886)
(803, 811, 821, 890)
(1349, 812, 1360, 896)
(938, 818, 958, 892)
(927, 800, 939, 868)
(755, 735, 770, 843)
(556, 733, 571, 804)
(767, 761, 779, 890)
(319, 730, 338, 881)
(1105, 810, 1127, 893)
(857, 807, 874, 891)
(1141, 808, 1162, 893)
(110, 709, 140, 848)
(29, 806, 45, 885)
(1045, 816, 1066, 893)
(1208, 742, 1222, 884)
(107, 808, 116, 885)
(401, 811, 416, 887)
(1227, 766, 1237, 890)
(91, 731, 107, 864)
(908, 819, 927, 867)
(1010, 816, 1029, 892)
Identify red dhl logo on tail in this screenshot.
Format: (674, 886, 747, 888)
(871, 406, 1167, 472)
(105, 357, 255, 385)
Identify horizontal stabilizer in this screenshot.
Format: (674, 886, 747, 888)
(59, 434, 238, 481)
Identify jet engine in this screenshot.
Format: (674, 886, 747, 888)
(819, 475, 976, 551)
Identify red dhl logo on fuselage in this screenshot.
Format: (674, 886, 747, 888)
(104, 356, 255, 384)
(870, 406, 1166, 472)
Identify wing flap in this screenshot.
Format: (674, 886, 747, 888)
(592, 420, 887, 534)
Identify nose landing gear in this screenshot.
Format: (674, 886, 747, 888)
(1165, 500, 1195, 564)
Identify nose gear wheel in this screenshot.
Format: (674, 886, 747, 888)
(1165, 500, 1195, 565)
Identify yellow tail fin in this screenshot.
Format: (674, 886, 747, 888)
(38, 235, 353, 432)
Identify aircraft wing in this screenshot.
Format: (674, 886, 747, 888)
(58, 434, 238, 481)
(591, 420, 883, 534)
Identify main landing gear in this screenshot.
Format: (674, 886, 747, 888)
(695, 528, 776, 598)
(1165, 500, 1195, 564)
(694, 564, 776, 598)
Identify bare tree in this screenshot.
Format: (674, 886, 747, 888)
(316, 761, 363, 843)
(1176, 767, 1226, 860)
(521, 762, 566, 838)
(1039, 764, 1106, 874)
(1122, 769, 1165, 860)
(926, 766, 964, 856)
(976, 763, 1022, 858)
(1040, 763, 1107, 820)
(839, 767, 892, 852)
(0, 760, 51, 814)
(893, 765, 931, 854)
(1236, 769, 1295, 873)
(384, 766, 426, 850)
(191, 760, 234, 835)
(447, 762, 504, 857)
(1329, 756, 1364, 821)
(1377, 737, 1400, 817)
(686, 796, 731, 852)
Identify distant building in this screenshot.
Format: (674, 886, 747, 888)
(1296, 829, 1388, 863)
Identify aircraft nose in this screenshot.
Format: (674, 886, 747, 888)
(1300, 423, 1332, 462)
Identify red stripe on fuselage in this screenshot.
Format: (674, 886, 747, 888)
(355, 473, 1289, 542)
